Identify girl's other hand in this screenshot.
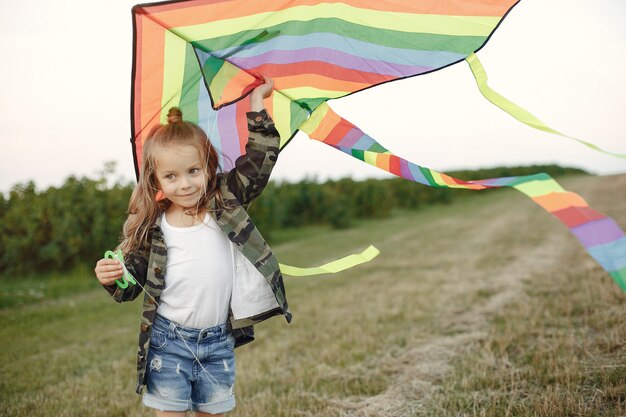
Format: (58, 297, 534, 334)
(94, 258, 124, 286)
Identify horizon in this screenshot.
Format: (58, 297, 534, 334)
(0, 162, 614, 197)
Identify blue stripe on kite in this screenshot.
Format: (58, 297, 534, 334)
(407, 162, 429, 186)
(211, 33, 466, 70)
(196, 85, 229, 170)
(352, 135, 377, 151)
(588, 236, 626, 272)
(473, 176, 519, 187)
(336, 145, 357, 158)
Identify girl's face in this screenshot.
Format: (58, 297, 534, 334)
(154, 144, 206, 211)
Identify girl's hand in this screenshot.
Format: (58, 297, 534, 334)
(94, 258, 123, 286)
(250, 75, 274, 111)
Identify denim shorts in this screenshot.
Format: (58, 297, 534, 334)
(143, 314, 236, 413)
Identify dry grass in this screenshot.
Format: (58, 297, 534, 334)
(1, 174, 624, 417)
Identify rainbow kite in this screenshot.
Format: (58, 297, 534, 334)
(130, 0, 626, 289)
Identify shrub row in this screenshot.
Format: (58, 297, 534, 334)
(0, 178, 131, 277)
(0, 164, 586, 277)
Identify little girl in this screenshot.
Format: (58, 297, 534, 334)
(94, 76, 291, 417)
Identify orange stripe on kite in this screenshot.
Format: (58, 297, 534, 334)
(532, 191, 589, 212)
(377, 153, 391, 172)
(213, 71, 255, 107)
(440, 173, 486, 190)
(133, 13, 145, 168)
(439, 173, 463, 186)
(310, 109, 342, 141)
(136, 14, 166, 145)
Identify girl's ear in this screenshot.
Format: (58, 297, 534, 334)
(156, 190, 166, 201)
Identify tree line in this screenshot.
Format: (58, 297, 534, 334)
(0, 164, 586, 278)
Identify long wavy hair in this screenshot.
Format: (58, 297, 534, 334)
(118, 107, 225, 254)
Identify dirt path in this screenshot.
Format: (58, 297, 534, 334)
(329, 174, 626, 416)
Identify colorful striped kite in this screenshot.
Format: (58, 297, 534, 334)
(130, 0, 626, 288)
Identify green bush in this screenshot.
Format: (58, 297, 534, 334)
(0, 172, 132, 278)
(0, 163, 587, 278)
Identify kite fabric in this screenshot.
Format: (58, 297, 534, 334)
(131, 0, 526, 170)
(130, 0, 626, 287)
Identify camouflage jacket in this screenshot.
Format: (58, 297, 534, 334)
(103, 110, 291, 394)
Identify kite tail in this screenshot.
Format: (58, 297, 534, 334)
(300, 103, 626, 291)
(466, 53, 626, 159)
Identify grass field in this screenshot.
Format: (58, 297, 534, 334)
(1, 173, 625, 417)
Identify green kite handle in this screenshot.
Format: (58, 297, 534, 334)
(104, 249, 137, 289)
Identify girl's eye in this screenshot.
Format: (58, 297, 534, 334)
(165, 174, 175, 180)
(190, 168, 199, 175)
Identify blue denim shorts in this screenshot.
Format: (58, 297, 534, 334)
(143, 314, 236, 413)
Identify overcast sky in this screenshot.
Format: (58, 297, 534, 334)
(1, 0, 624, 193)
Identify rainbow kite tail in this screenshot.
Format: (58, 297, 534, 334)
(300, 103, 626, 291)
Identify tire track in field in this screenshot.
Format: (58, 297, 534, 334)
(330, 174, 625, 417)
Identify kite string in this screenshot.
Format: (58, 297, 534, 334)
(128, 274, 221, 387)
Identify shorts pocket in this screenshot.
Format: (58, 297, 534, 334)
(149, 330, 168, 351)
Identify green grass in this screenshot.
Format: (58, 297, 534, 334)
(0, 265, 98, 309)
(1, 173, 625, 417)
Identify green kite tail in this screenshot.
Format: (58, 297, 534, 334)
(466, 53, 626, 159)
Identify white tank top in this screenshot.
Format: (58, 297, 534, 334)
(157, 212, 234, 329)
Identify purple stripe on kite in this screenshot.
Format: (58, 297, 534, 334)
(352, 135, 377, 151)
(217, 104, 240, 170)
(571, 217, 625, 248)
(228, 49, 433, 78)
(407, 161, 429, 186)
(337, 127, 366, 148)
(399, 158, 416, 181)
(588, 236, 626, 272)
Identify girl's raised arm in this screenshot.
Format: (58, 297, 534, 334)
(225, 75, 281, 205)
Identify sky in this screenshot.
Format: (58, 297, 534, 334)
(1, 0, 625, 194)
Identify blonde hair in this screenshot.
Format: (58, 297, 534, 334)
(118, 107, 225, 254)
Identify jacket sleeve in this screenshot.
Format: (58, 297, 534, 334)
(224, 109, 280, 205)
(102, 249, 148, 303)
